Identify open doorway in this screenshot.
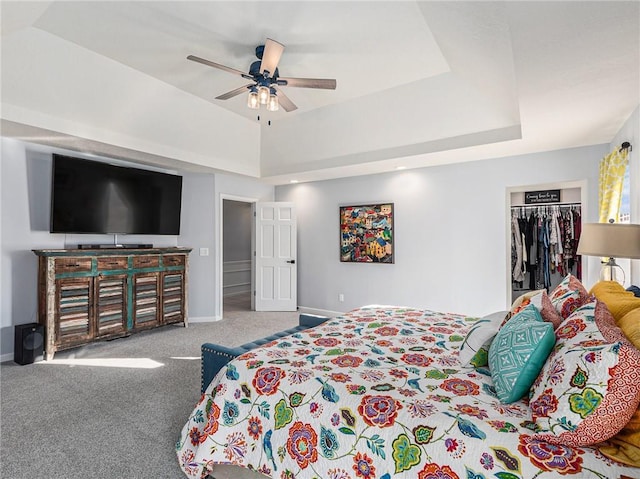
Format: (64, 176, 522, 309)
(222, 199, 253, 313)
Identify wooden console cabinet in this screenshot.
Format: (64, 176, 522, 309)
(33, 247, 191, 360)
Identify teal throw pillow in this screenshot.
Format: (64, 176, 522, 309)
(489, 305, 555, 403)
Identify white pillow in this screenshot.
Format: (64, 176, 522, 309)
(458, 311, 508, 367)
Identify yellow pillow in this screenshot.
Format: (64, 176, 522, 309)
(618, 308, 640, 349)
(599, 411, 640, 467)
(598, 308, 640, 467)
(589, 281, 640, 322)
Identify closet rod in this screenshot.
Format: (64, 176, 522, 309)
(510, 202, 581, 208)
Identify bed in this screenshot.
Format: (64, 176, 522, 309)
(177, 279, 640, 479)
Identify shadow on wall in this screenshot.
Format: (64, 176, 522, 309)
(26, 151, 52, 232)
(11, 249, 39, 323)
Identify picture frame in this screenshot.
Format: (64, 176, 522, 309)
(340, 203, 394, 263)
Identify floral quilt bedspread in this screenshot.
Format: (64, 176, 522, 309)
(177, 307, 638, 479)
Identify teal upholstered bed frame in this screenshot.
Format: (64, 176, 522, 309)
(200, 313, 330, 393)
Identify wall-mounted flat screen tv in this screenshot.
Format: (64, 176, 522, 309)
(50, 154, 182, 235)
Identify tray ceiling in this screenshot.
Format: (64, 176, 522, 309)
(1, 1, 638, 183)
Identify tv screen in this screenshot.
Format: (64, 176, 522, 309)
(50, 154, 182, 235)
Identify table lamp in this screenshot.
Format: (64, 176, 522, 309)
(577, 223, 640, 285)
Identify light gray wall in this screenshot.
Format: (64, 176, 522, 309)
(178, 172, 215, 319)
(0, 138, 99, 359)
(276, 145, 606, 317)
(0, 136, 2, 361)
(223, 200, 252, 262)
(1, 139, 74, 360)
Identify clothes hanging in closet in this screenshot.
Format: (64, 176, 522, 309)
(511, 205, 582, 291)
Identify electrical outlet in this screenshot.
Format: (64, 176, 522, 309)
(199, 247, 209, 256)
(339, 293, 344, 302)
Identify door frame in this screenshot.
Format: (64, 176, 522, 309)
(505, 179, 589, 309)
(217, 194, 258, 319)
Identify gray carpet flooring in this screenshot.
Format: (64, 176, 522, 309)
(1, 302, 300, 479)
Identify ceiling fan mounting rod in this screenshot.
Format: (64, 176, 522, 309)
(257, 76, 272, 88)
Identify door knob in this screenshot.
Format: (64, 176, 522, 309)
(286, 260, 296, 264)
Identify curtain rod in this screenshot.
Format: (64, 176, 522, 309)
(620, 141, 632, 152)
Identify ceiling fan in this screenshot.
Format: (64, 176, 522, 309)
(187, 38, 337, 112)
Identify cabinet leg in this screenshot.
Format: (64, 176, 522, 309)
(45, 350, 55, 361)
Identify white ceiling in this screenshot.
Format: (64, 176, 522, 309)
(29, 1, 451, 119)
(1, 1, 638, 184)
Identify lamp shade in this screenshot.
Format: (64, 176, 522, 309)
(577, 223, 640, 259)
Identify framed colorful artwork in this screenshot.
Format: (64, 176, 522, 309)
(340, 203, 394, 263)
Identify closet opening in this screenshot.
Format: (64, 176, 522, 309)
(507, 183, 586, 304)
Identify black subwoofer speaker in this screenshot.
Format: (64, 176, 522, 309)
(14, 323, 44, 365)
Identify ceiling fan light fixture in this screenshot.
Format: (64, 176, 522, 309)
(247, 87, 259, 109)
(188, 38, 336, 114)
(267, 89, 279, 112)
(258, 85, 270, 105)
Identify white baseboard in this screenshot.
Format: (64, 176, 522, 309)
(1, 352, 14, 363)
(188, 316, 222, 323)
(223, 290, 251, 297)
(298, 306, 345, 318)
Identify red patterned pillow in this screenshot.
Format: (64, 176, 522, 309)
(534, 291, 564, 329)
(529, 299, 640, 446)
(549, 274, 590, 319)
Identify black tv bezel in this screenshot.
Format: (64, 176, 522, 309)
(49, 154, 183, 235)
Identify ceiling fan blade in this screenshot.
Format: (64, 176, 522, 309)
(277, 77, 337, 90)
(187, 55, 253, 80)
(260, 38, 285, 76)
(215, 83, 254, 100)
(274, 87, 297, 112)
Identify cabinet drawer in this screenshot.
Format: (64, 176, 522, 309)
(97, 257, 128, 270)
(133, 255, 159, 268)
(55, 257, 92, 273)
(163, 255, 185, 267)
